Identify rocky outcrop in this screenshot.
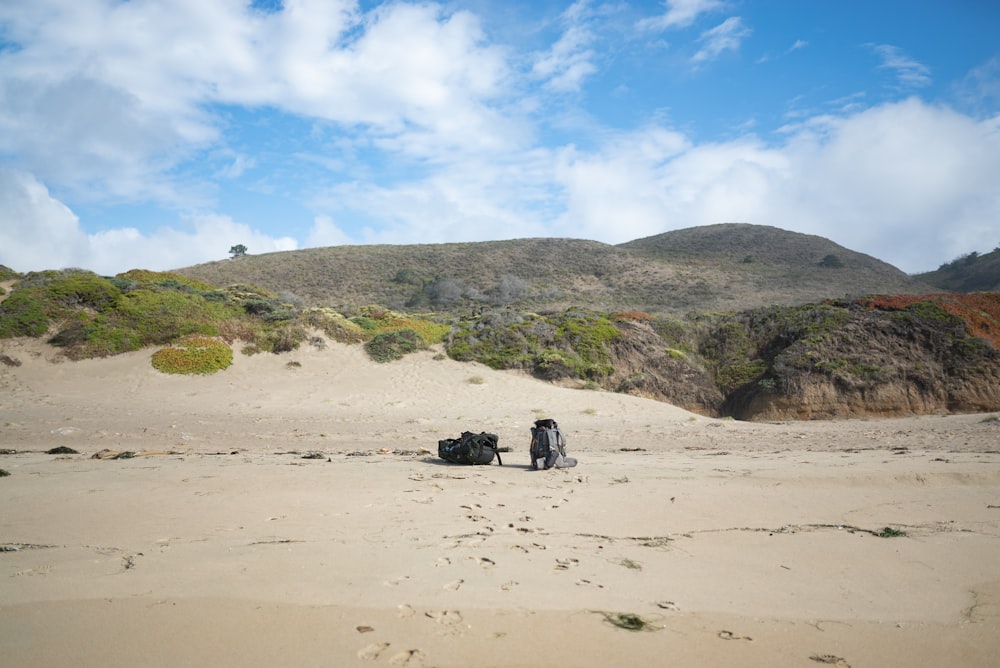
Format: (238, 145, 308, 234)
(714, 299, 1000, 421)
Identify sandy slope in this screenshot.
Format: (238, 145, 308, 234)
(1, 338, 999, 667)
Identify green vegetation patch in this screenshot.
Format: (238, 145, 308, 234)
(116, 269, 218, 293)
(364, 328, 426, 363)
(597, 612, 656, 632)
(151, 335, 233, 375)
(0, 286, 52, 337)
(700, 302, 859, 393)
(0, 269, 122, 339)
(0, 264, 20, 281)
(52, 288, 240, 359)
(446, 307, 619, 381)
(352, 306, 450, 345)
(1, 266, 450, 365)
(552, 309, 619, 378)
(301, 307, 367, 344)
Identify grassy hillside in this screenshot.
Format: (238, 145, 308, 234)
(0, 268, 448, 369)
(915, 247, 1000, 292)
(4, 228, 996, 420)
(174, 224, 935, 316)
(2, 265, 997, 419)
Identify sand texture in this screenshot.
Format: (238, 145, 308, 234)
(2, 338, 999, 667)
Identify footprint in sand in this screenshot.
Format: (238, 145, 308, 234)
(575, 578, 605, 589)
(389, 649, 427, 666)
(477, 556, 496, 569)
(435, 556, 451, 567)
(444, 578, 464, 591)
(397, 603, 416, 619)
(501, 581, 518, 591)
(357, 642, 390, 660)
(555, 558, 579, 570)
(425, 610, 463, 625)
(383, 575, 410, 586)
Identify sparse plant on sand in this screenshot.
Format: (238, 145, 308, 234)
(597, 611, 654, 631)
(618, 558, 642, 570)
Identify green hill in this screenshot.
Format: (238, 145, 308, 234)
(174, 224, 935, 316)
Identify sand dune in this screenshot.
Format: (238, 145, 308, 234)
(1, 338, 999, 667)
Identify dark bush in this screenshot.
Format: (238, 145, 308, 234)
(819, 254, 844, 268)
(364, 329, 425, 362)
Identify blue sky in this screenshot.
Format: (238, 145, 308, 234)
(1, 0, 998, 276)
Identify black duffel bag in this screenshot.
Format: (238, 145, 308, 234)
(438, 431, 503, 465)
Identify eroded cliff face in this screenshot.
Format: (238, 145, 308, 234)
(727, 371, 1000, 421)
(605, 320, 723, 416)
(606, 297, 1000, 421)
(718, 301, 1000, 421)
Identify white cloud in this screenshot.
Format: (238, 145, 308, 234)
(692, 16, 751, 64)
(0, 2, 996, 281)
(956, 56, 1000, 114)
(5, 97, 998, 278)
(309, 151, 557, 245)
(871, 44, 932, 89)
(216, 154, 256, 180)
(777, 100, 999, 270)
(636, 0, 726, 32)
(0, 168, 296, 275)
(531, 1, 600, 93)
(559, 99, 1000, 272)
(553, 128, 782, 243)
(0, 168, 90, 271)
(532, 24, 597, 93)
(0, 75, 213, 205)
(0, 0, 518, 203)
(306, 215, 353, 247)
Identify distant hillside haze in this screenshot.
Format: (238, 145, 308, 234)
(175, 224, 936, 315)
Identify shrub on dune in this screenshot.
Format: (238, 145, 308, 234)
(151, 335, 233, 375)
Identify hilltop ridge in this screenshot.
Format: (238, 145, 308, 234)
(174, 224, 934, 315)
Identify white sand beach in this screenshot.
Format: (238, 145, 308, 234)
(1, 338, 999, 667)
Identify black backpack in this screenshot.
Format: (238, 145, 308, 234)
(438, 432, 503, 465)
